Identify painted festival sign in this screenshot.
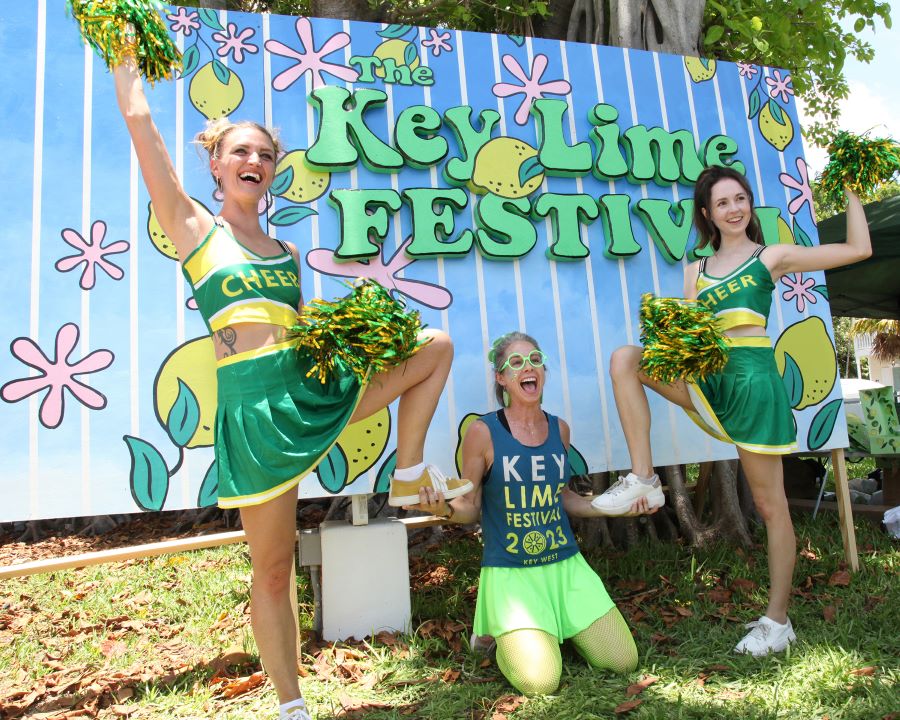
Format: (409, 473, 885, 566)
(0, 3, 846, 522)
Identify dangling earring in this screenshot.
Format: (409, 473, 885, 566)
(502, 389, 510, 407)
(214, 175, 223, 193)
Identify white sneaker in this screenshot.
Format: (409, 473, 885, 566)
(281, 700, 312, 720)
(734, 616, 796, 656)
(590, 472, 665, 515)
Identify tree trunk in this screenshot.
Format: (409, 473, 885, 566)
(565, 0, 703, 54)
(310, 0, 386, 22)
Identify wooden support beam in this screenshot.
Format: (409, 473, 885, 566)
(0, 516, 448, 579)
(830, 448, 860, 572)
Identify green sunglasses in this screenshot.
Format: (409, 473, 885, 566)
(499, 349, 547, 372)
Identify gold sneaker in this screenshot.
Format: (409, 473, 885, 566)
(388, 464, 473, 507)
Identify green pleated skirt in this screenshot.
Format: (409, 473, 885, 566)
(685, 338, 797, 455)
(214, 341, 364, 509)
(473, 553, 615, 641)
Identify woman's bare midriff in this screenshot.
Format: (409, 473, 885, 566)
(212, 321, 293, 360)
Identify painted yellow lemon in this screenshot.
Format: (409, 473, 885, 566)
(684, 56, 716, 82)
(455, 412, 483, 476)
(776, 216, 794, 245)
(189, 61, 244, 120)
(773, 316, 837, 410)
(147, 197, 211, 261)
(334, 407, 391, 486)
(758, 100, 793, 151)
(373, 39, 420, 78)
(154, 337, 218, 448)
(273, 150, 331, 203)
(471, 137, 544, 198)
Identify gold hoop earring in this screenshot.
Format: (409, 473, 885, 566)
(215, 176, 223, 192)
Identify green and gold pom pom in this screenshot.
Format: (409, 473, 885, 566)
(290, 279, 428, 384)
(819, 130, 900, 207)
(67, 0, 182, 84)
(639, 293, 729, 384)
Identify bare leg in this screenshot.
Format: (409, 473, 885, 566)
(609, 345, 694, 477)
(736, 448, 795, 624)
(239, 489, 301, 703)
(350, 329, 452, 468)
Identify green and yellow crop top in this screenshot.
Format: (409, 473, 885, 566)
(181, 218, 301, 334)
(696, 246, 774, 331)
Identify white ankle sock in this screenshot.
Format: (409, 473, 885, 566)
(637, 473, 658, 485)
(280, 698, 307, 716)
(393, 462, 426, 481)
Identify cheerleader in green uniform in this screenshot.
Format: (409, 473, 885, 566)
(111, 44, 469, 720)
(595, 165, 871, 656)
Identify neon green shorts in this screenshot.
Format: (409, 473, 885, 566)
(473, 553, 615, 641)
(214, 341, 364, 509)
(686, 338, 797, 455)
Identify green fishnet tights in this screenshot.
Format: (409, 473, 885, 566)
(494, 608, 638, 695)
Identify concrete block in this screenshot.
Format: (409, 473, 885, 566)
(320, 518, 410, 641)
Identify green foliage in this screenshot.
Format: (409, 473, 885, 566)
(814, 179, 900, 221)
(701, 1, 892, 146)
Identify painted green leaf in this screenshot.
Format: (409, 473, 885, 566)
(378, 24, 413, 39)
(813, 284, 829, 299)
(793, 220, 813, 247)
(270, 166, 294, 196)
(180, 45, 200, 78)
(167, 379, 200, 448)
(567, 445, 589, 477)
(403, 42, 419, 67)
(748, 87, 761, 119)
(781, 352, 804, 408)
(316, 444, 349, 493)
(518, 156, 544, 186)
(125, 435, 170, 511)
(808, 398, 843, 450)
(269, 206, 317, 226)
(374, 451, 396, 495)
(198, 8, 225, 31)
(768, 98, 786, 126)
(213, 59, 231, 86)
(197, 460, 218, 508)
(507, 35, 525, 46)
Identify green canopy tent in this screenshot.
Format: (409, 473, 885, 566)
(819, 194, 900, 319)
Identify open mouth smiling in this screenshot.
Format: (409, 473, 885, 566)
(239, 172, 261, 184)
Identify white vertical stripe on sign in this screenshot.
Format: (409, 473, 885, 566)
(455, 30, 494, 408)
(81, 45, 94, 514)
(130, 142, 140, 437)
(30, 0, 48, 519)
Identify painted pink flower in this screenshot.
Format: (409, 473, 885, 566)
(1, 323, 114, 429)
(212, 23, 259, 64)
(736, 62, 758, 79)
(779, 157, 815, 224)
(493, 54, 571, 126)
(56, 220, 129, 290)
(422, 29, 452, 57)
(781, 273, 817, 313)
(765, 69, 794, 103)
(306, 237, 453, 310)
(168, 7, 201, 37)
(265, 18, 359, 90)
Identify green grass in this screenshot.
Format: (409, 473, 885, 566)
(1, 513, 898, 719)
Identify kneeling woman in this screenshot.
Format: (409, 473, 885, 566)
(416, 332, 652, 695)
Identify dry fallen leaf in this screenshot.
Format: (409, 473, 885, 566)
(849, 666, 876, 677)
(828, 570, 851, 587)
(625, 675, 658, 696)
(220, 671, 265, 699)
(823, 605, 837, 623)
(614, 698, 643, 714)
(730, 578, 757, 592)
(441, 668, 461, 684)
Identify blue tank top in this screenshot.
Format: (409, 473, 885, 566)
(480, 411, 579, 568)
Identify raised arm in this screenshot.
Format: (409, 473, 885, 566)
(114, 58, 211, 257)
(764, 189, 872, 279)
